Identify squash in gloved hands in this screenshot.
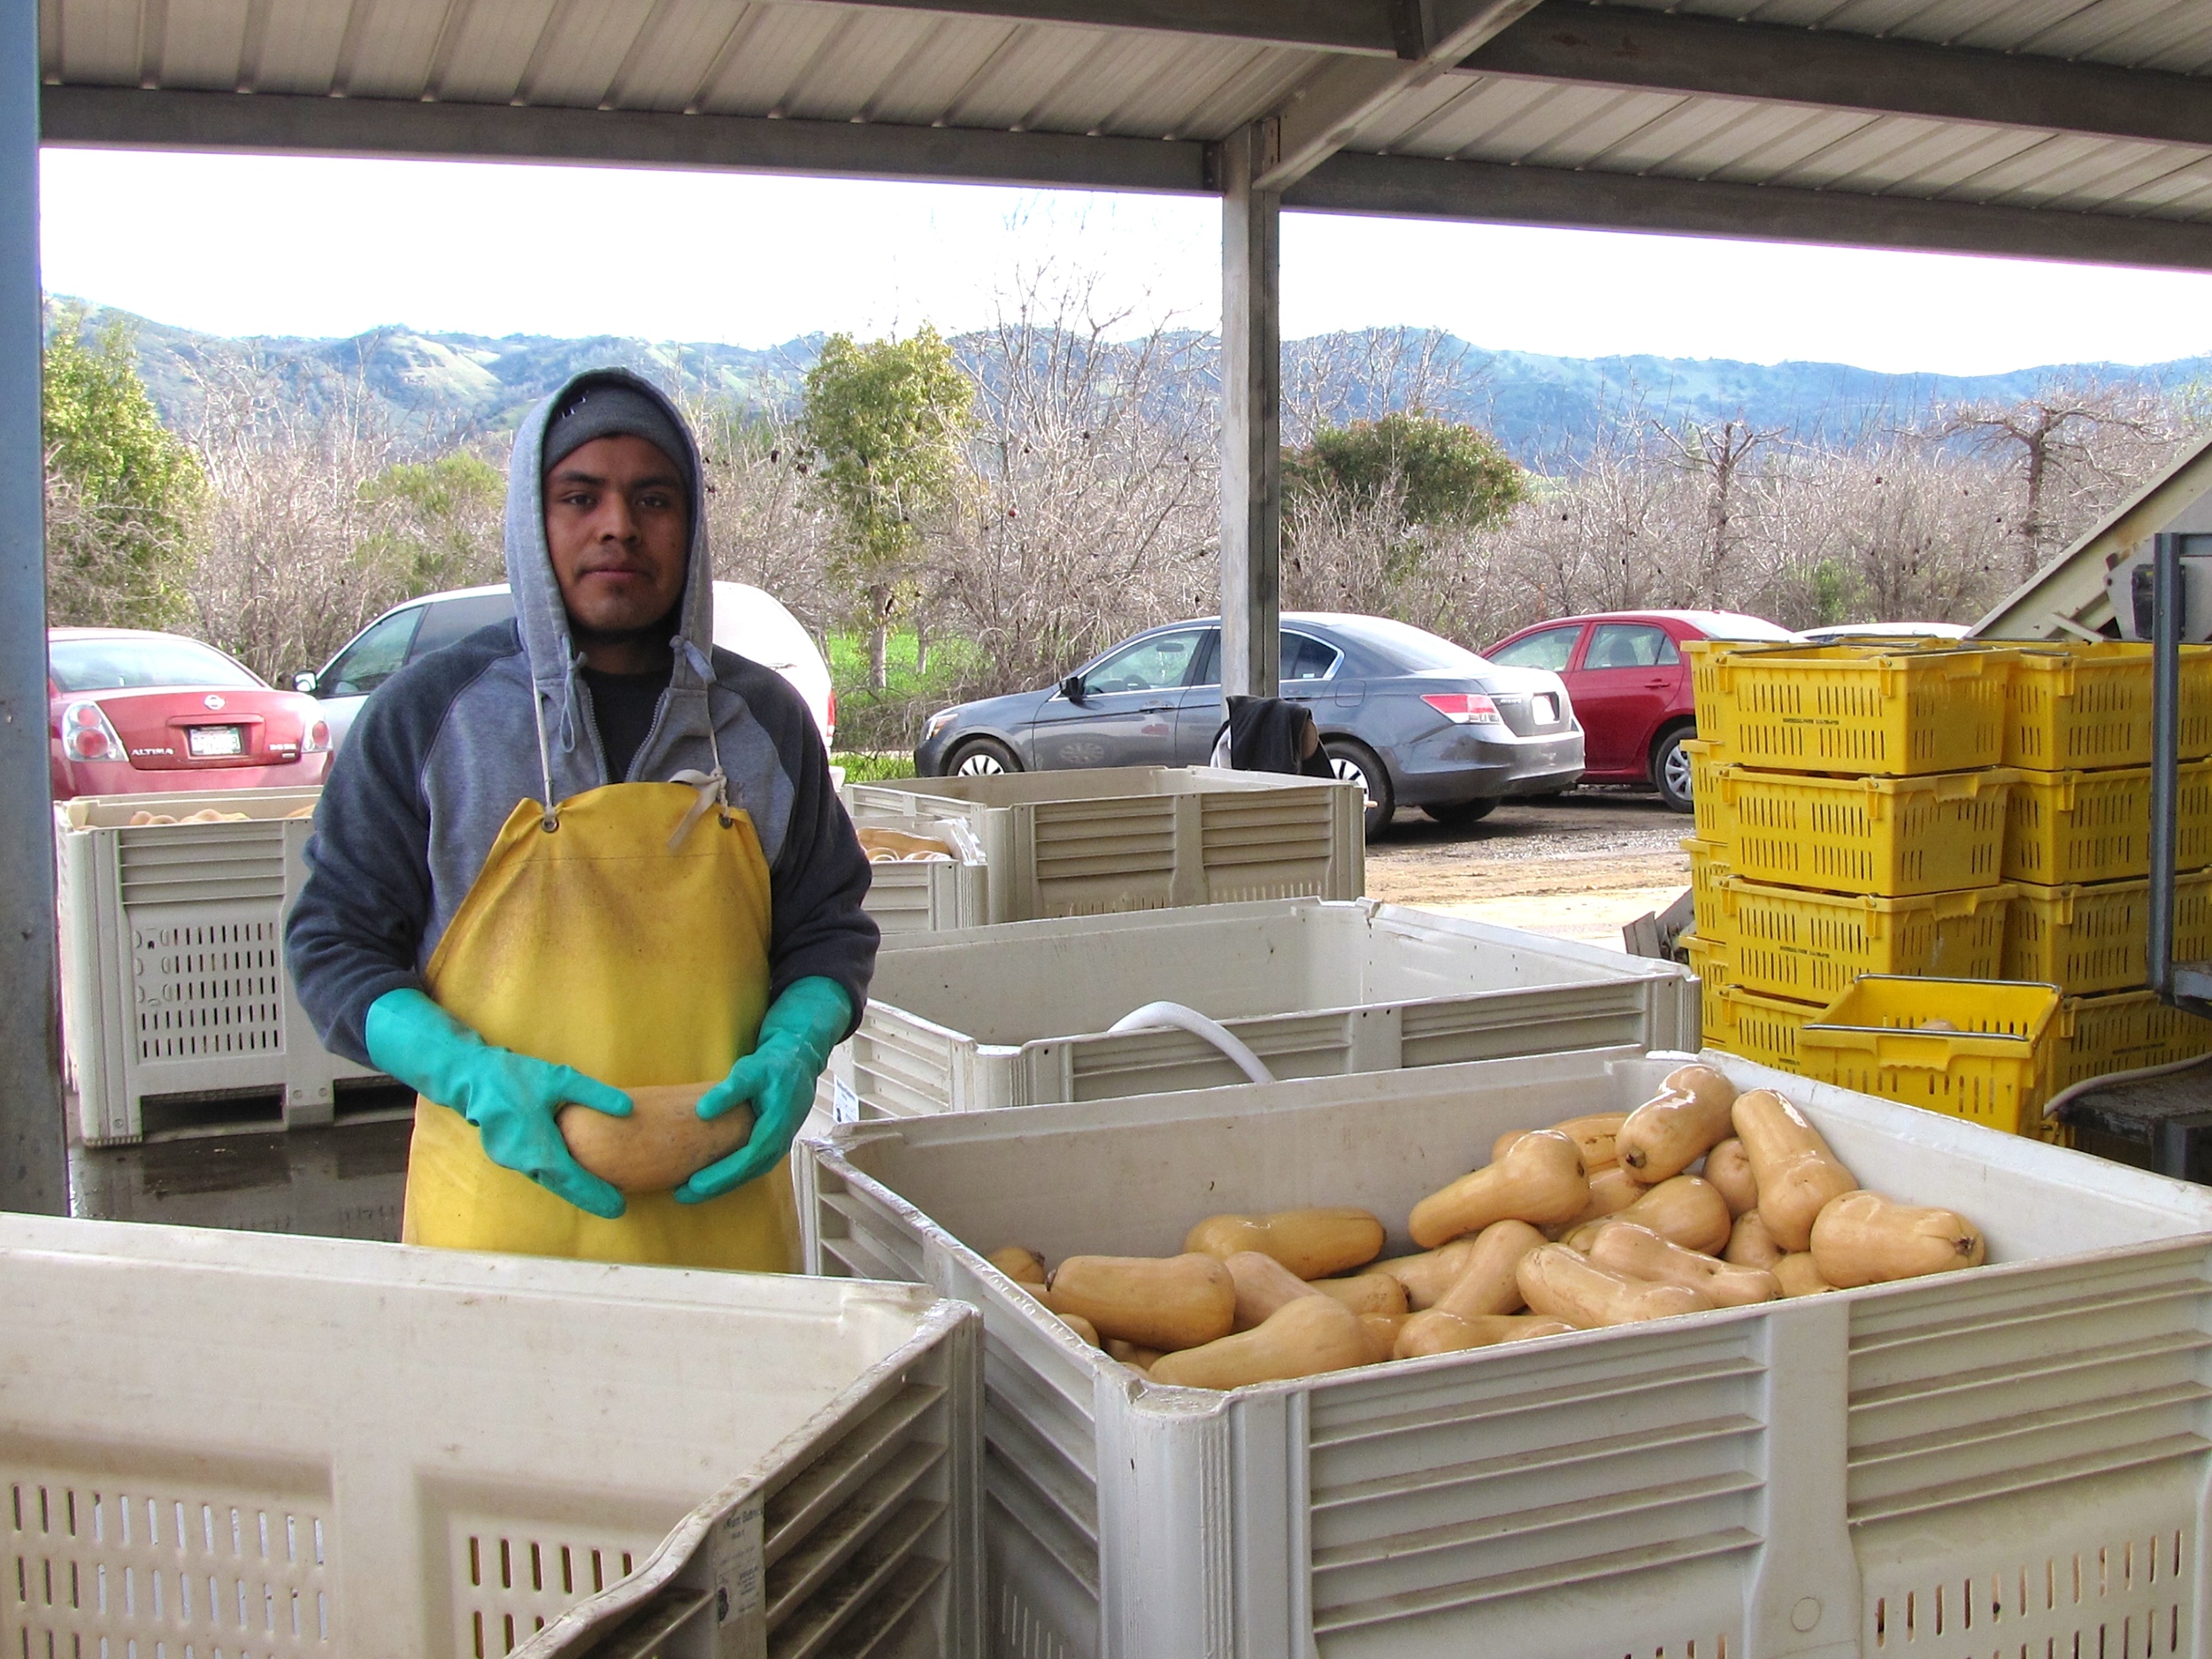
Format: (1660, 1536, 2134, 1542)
(676, 976, 852, 1204)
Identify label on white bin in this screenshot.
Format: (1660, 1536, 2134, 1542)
(833, 1078, 860, 1125)
(709, 1494, 766, 1657)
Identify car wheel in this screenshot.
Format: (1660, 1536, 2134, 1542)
(1654, 726, 1695, 814)
(1425, 797, 1500, 827)
(1325, 739, 1394, 837)
(949, 736, 1021, 777)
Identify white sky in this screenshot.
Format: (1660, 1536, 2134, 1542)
(38, 147, 2212, 377)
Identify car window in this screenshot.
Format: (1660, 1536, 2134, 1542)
(409, 593, 514, 660)
(325, 608, 422, 698)
(1082, 628, 1204, 695)
(1282, 632, 1341, 681)
(49, 635, 264, 693)
(1586, 624, 1680, 670)
(1487, 626, 1580, 672)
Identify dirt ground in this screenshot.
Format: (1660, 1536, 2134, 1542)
(1363, 787, 1693, 948)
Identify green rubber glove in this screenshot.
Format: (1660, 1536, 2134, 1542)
(676, 977, 853, 1205)
(363, 987, 633, 1220)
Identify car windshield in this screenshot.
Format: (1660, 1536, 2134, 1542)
(1333, 616, 1491, 673)
(50, 636, 263, 693)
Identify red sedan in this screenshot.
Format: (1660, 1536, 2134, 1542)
(1483, 610, 1794, 810)
(49, 627, 334, 802)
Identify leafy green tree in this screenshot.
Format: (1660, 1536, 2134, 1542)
(356, 452, 505, 594)
(42, 313, 204, 628)
(1285, 410, 1526, 535)
(797, 326, 972, 688)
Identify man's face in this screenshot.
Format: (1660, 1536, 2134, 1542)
(543, 434, 689, 637)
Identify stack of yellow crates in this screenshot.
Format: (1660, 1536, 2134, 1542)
(1679, 641, 2019, 1078)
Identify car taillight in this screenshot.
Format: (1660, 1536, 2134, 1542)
(826, 688, 837, 742)
(303, 719, 333, 754)
(60, 700, 125, 761)
(1422, 693, 1502, 726)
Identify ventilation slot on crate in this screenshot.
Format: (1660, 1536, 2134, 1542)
(4, 1476, 332, 1657)
(134, 918, 286, 1061)
(452, 1527, 642, 1657)
(1870, 1534, 2187, 1655)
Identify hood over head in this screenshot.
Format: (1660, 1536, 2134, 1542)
(504, 368, 721, 799)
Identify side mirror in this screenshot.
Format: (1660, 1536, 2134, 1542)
(1060, 674, 1087, 704)
(291, 671, 319, 695)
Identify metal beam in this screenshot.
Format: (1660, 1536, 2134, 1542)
(1286, 151, 2212, 273)
(1256, 0, 1544, 191)
(41, 86, 1211, 196)
(1466, 4, 2212, 151)
(1, 0, 67, 1215)
(1218, 121, 1280, 703)
(795, 0, 1402, 55)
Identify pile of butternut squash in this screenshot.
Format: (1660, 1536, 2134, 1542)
(984, 1064, 1986, 1390)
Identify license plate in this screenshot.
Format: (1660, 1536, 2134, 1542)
(1534, 695, 1559, 724)
(187, 725, 245, 757)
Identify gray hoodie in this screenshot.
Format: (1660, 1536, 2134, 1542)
(287, 369, 877, 1065)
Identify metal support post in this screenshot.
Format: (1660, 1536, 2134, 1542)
(1218, 119, 1280, 702)
(0, 0, 65, 1214)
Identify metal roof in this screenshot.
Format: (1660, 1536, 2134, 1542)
(36, 0, 2212, 267)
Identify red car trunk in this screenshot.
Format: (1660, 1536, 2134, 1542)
(96, 688, 307, 770)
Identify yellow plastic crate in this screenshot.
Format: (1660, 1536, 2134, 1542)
(2006, 874, 2212, 996)
(1799, 976, 2065, 1142)
(1716, 877, 2012, 1003)
(1683, 837, 1731, 941)
(1683, 739, 1730, 843)
(1694, 643, 2014, 776)
(2003, 761, 2212, 883)
(1698, 979, 1820, 1075)
(2006, 642, 2212, 770)
(2052, 988, 2212, 1092)
(1721, 766, 2016, 897)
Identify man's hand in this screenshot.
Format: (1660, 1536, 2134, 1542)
(676, 978, 852, 1204)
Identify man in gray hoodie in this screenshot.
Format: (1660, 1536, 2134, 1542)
(288, 370, 876, 1266)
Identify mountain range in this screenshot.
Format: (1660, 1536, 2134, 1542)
(50, 297, 2212, 464)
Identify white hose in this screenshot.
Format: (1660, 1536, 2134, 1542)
(2042, 1050, 2212, 1120)
(1107, 1001, 1276, 1085)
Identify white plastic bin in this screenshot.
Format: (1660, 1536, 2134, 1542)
(843, 766, 1363, 923)
(802, 1047, 2212, 1659)
(835, 899, 1698, 1117)
(55, 787, 387, 1144)
(860, 819, 991, 936)
(0, 1216, 979, 1657)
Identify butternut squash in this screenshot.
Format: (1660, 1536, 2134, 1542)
(1184, 1207, 1386, 1279)
(1371, 1239, 1483, 1309)
(1222, 1250, 1320, 1331)
(1702, 1138, 1759, 1217)
(1047, 1254, 1236, 1351)
(558, 1082, 752, 1194)
(1409, 1129, 1588, 1248)
(1310, 1272, 1411, 1317)
(1731, 1088, 1857, 1252)
(1491, 1112, 1629, 1172)
(1356, 1312, 1409, 1363)
(1586, 1221, 1779, 1309)
(987, 1246, 1048, 1286)
(1105, 1338, 1161, 1371)
(1517, 1243, 1713, 1327)
(1393, 1310, 1577, 1358)
(1564, 1175, 1731, 1255)
(1148, 1295, 1375, 1389)
(1773, 1253, 1837, 1297)
(1724, 1210, 1784, 1271)
(1056, 1313, 1102, 1346)
(1548, 1166, 1647, 1237)
(1809, 1190, 1985, 1287)
(1617, 1064, 1740, 1183)
(1429, 1218, 1546, 1320)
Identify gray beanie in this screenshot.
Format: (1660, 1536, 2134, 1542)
(541, 379, 692, 483)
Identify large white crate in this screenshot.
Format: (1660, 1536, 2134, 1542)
(0, 1215, 979, 1657)
(861, 820, 991, 937)
(835, 899, 1698, 1117)
(802, 1047, 2212, 1659)
(842, 766, 1363, 924)
(55, 787, 385, 1144)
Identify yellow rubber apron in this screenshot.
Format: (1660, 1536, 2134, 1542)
(400, 781, 801, 1271)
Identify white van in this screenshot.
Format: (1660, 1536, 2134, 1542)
(297, 582, 834, 753)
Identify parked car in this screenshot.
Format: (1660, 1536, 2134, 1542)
(916, 611, 1583, 835)
(297, 581, 836, 752)
(48, 626, 334, 802)
(1483, 610, 1797, 812)
(1795, 621, 1968, 645)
